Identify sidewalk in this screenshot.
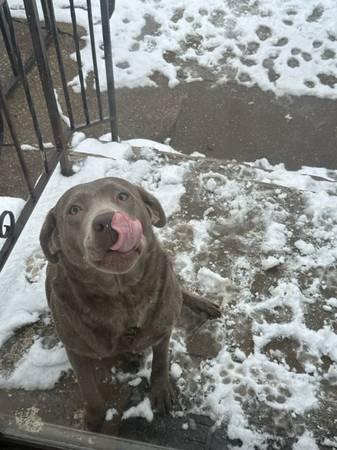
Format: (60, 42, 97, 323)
(1, 19, 337, 200)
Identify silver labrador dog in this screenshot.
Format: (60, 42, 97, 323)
(40, 177, 220, 431)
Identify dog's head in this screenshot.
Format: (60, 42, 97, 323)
(40, 177, 166, 274)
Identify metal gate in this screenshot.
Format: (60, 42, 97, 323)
(0, 0, 118, 271)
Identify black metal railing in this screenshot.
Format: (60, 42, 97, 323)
(0, 0, 118, 271)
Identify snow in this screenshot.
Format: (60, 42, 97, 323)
(294, 239, 315, 255)
(293, 431, 319, 450)
(8, 0, 337, 99)
(197, 267, 231, 298)
(249, 159, 337, 194)
(233, 348, 246, 363)
(261, 255, 284, 271)
(54, 88, 71, 127)
(327, 298, 337, 308)
(74, 137, 132, 159)
(20, 144, 37, 151)
(124, 139, 181, 155)
(322, 437, 337, 448)
(71, 132, 86, 148)
(170, 362, 183, 380)
(128, 377, 142, 387)
(262, 222, 288, 253)
(122, 398, 153, 423)
(0, 339, 70, 390)
(190, 152, 206, 159)
(105, 408, 117, 422)
(21, 143, 55, 151)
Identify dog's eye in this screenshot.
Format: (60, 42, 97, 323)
(69, 205, 82, 215)
(118, 192, 129, 201)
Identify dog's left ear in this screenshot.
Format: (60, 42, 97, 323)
(137, 186, 166, 227)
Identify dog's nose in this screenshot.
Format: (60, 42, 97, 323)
(92, 212, 118, 247)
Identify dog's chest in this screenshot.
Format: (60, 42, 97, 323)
(82, 290, 157, 334)
(77, 292, 162, 355)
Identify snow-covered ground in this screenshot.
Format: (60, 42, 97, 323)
(1, 1, 337, 448)
(1, 139, 337, 449)
(8, 0, 337, 98)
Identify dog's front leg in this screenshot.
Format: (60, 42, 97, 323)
(150, 331, 174, 414)
(66, 349, 106, 432)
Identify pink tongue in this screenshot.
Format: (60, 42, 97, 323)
(110, 211, 143, 253)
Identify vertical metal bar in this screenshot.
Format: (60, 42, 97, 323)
(69, 0, 90, 125)
(45, 0, 75, 129)
(108, 0, 115, 17)
(100, 0, 118, 141)
(3, 2, 49, 173)
(0, 5, 18, 77)
(23, 0, 73, 176)
(87, 0, 103, 120)
(40, 0, 51, 32)
(0, 82, 34, 196)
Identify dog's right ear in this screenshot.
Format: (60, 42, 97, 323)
(136, 185, 166, 228)
(39, 208, 60, 263)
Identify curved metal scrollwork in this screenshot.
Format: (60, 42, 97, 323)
(0, 210, 15, 239)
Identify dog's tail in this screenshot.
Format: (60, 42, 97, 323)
(182, 291, 221, 319)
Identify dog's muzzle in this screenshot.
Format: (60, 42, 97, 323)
(92, 211, 143, 253)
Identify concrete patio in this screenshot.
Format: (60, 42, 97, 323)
(1, 145, 337, 449)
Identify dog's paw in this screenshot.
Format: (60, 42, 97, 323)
(150, 383, 175, 415)
(200, 300, 222, 319)
(84, 409, 105, 432)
